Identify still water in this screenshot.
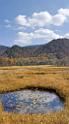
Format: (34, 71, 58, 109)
(0, 90, 64, 114)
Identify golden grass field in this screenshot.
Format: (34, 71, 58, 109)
(0, 65, 69, 124)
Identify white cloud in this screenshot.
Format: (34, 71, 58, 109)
(64, 33, 69, 39)
(15, 12, 52, 28)
(33, 28, 61, 41)
(15, 8, 69, 28)
(28, 12, 52, 27)
(11, 8, 69, 46)
(58, 8, 69, 17)
(15, 15, 29, 26)
(15, 32, 33, 46)
(15, 28, 62, 46)
(52, 14, 66, 26)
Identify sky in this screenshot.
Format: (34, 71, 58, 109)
(0, 0, 69, 46)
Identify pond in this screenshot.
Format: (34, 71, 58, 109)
(0, 89, 64, 114)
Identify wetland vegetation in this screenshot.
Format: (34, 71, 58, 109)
(0, 65, 69, 124)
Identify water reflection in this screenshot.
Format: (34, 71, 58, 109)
(0, 90, 64, 114)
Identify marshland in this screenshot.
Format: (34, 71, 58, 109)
(0, 65, 69, 124)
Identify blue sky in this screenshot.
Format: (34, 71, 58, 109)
(0, 0, 69, 46)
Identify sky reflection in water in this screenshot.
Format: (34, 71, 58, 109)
(0, 90, 64, 114)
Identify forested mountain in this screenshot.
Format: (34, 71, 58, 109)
(0, 38, 69, 66)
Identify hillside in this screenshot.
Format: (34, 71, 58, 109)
(0, 38, 69, 66)
(0, 46, 9, 57)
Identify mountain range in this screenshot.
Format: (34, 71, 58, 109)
(0, 38, 69, 66)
